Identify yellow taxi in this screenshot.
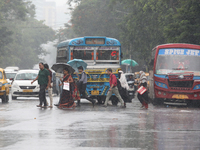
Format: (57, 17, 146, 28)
(0, 68, 9, 102)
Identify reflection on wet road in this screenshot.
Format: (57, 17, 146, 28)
(0, 95, 200, 150)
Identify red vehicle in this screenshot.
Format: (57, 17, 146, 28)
(150, 43, 200, 105)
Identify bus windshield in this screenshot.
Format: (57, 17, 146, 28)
(156, 48, 200, 76)
(70, 46, 120, 63)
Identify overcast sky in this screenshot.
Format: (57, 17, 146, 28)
(46, 0, 67, 6)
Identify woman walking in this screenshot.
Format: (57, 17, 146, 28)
(137, 71, 149, 109)
(58, 68, 77, 109)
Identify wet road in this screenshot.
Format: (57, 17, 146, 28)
(0, 95, 200, 150)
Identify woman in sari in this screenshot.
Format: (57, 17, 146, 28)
(59, 68, 78, 109)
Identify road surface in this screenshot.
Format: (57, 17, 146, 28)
(0, 95, 199, 150)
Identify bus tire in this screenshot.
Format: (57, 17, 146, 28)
(153, 98, 163, 106)
(97, 97, 104, 104)
(111, 96, 118, 106)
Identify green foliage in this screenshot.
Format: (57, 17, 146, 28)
(66, 0, 200, 70)
(0, 0, 55, 69)
(71, 0, 120, 38)
(164, 0, 200, 44)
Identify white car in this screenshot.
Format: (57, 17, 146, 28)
(5, 70, 17, 89)
(5, 66, 19, 72)
(11, 70, 39, 100)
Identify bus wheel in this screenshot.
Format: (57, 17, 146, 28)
(153, 98, 164, 106)
(97, 97, 102, 104)
(111, 96, 118, 106)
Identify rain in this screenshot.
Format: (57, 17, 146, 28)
(0, 0, 200, 150)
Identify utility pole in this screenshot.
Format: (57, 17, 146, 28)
(130, 55, 132, 73)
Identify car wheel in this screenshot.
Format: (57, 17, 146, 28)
(6, 96, 9, 102)
(12, 96, 17, 100)
(2, 93, 7, 103)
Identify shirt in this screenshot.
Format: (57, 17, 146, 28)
(109, 73, 117, 87)
(38, 68, 50, 85)
(79, 71, 87, 84)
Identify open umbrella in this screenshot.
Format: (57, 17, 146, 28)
(51, 63, 75, 74)
(67, 59, 87, 72)
(121, 59, 139, 67)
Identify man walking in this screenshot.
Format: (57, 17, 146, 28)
(31, 63, 50, 108)
(44, 64, 53, 108)
(103, 68, 125, 108)
(76, 66, 95, 107)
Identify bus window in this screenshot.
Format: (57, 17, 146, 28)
(98, 50, 119, 60)
(57, 49, 67, 57)
(72, 50, 93, 60)
(56, 48, 68, 63)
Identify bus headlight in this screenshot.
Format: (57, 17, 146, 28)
(0, 82, 3, 87)
(193, 85, 200, 90)
(155, 81, 168, 89)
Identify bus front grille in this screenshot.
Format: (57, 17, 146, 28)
(168, 80, 193, 88)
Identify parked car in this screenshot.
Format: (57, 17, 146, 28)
(5, 66, 19, 72)
(5, 70, 17, 89)
(11, 70, 39, 99)
(0, 68, 10, 102)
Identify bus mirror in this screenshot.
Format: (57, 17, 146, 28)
(121, 53, 123, 58)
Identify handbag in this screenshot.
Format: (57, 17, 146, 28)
(137, 86, 147, 95)
(63, 82, 70, 91)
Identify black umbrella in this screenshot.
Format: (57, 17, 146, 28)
(51, 63, 75, 74)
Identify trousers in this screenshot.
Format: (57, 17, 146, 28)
(104, 87, 124, 106)
(39, 84, 47, 106)
(78, 82, 95, 104)
(48, 83, 53, 106)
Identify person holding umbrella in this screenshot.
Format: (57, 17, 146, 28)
(76, 66, 95, 107)
(58, 67, 77, 109)
(51, 63, 80, 107)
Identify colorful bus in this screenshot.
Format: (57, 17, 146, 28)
(56, 37, 122, 105)
(149, 43, 200, 105)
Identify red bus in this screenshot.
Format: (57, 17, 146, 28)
(150, 43, 200, 105)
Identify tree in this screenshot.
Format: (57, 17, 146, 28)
(164, 0, 200, 44)
(0, 0, 56, 68)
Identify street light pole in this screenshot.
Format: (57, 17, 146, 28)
(130, 55, 132, 73)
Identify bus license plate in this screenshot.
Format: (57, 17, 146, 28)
(23, 89, 33, 92)
(91, 90, 99, 95)
(172, 94, 188, 99)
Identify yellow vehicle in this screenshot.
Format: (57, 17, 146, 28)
(0, 68, 9, 102)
